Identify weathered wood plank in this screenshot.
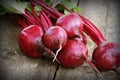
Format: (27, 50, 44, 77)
(106, 1, 120, 43)
(0, 16, 57, 80)
(55, 0, 120, 80)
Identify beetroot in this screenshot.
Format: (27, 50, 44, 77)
(92, 42, 120, 71)
(18, 25, 43, 57)
(43, 26, 67, 62)
(57, 39, 88, 67)
(56, 13, 83, 38)
(43, 26, 67, 51)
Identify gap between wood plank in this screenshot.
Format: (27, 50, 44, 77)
(52, 64, 59, 80)
(77, 0, 81, 6)
(104, 1, 110, 40)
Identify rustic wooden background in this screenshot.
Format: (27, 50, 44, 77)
(0, 0, 120, 80)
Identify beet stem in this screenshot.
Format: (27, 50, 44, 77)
(42, 9, 59, 19)
(30, 5, 43, 26)
(40, 11, 53, 28)
(13, 15, 28, 28)
(40, 11, 53, 31)
(30, 0, 62, 17)
(83, 23, 104, 45)
(79, 15, 105, 40)
(40, 11, 50, 32)
(82, 55, 105, 80)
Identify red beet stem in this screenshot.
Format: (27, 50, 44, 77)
(30, 4, 43, 26)
(82, 54, 105, 80)
(23, 10, 38, 25)
(29, 0, 62, 17)
(79, 15, 105, 40)
(28, 4, 52, 32)
(39, 12, 49, 32)
(42, 9, 59, 19)
(60, 4, 73, 13)
(30, 0, 57, 19)
(23, 5, 52, 32)
(40, 11, 53, 31)
(83, 23, 105, 45)
(13, 15, 28, 28)
(40, 11, 53, 27)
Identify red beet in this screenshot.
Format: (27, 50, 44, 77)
(92, 42, 120, 71)
(43, 26, 67, 51)
(56, 13, 83, 38)
(57, 39, 88, 67)
(18, 25, 43, 57)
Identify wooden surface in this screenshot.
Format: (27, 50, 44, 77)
(0, 0, 120, 80)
